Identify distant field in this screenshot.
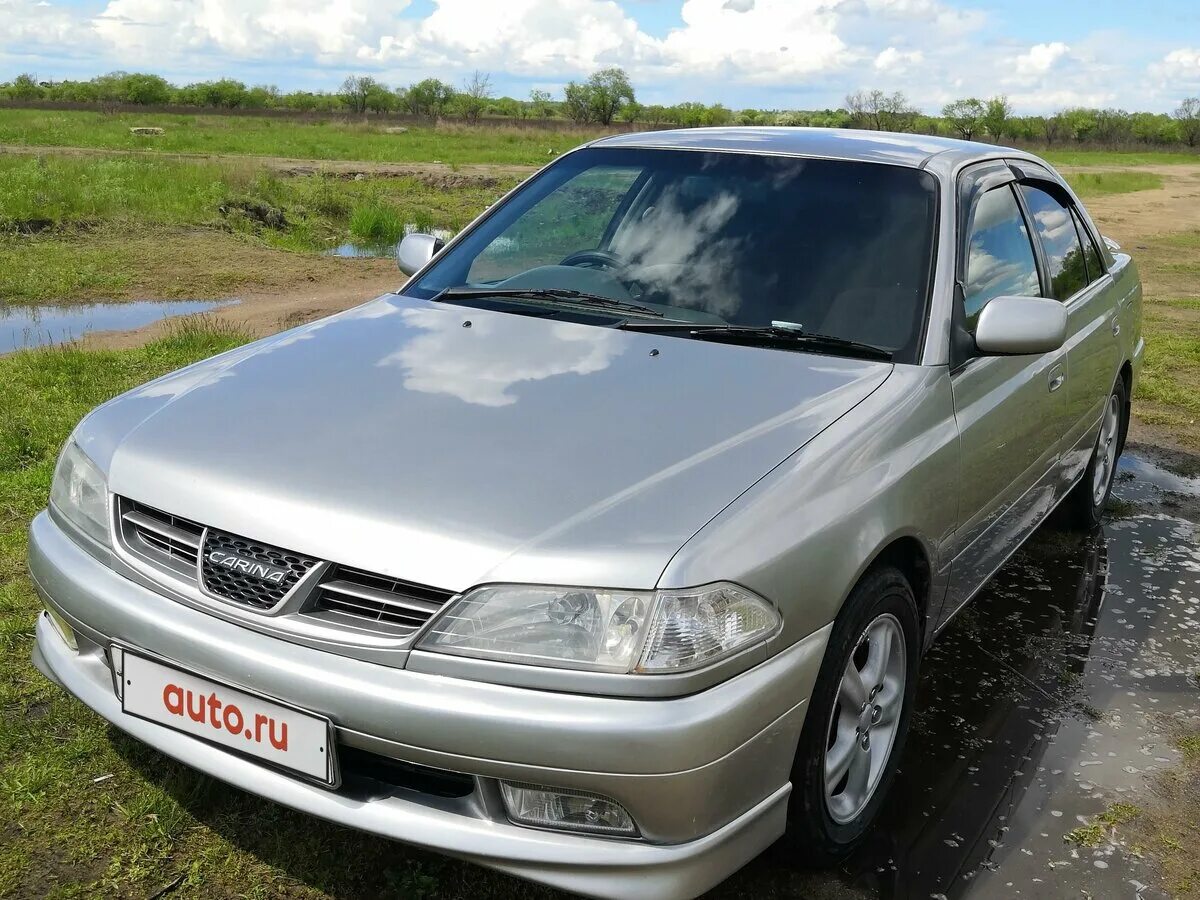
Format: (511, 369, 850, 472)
(0, 108, 600, 166)
(4, 108, 1200, 170)
(1039, 148, 1200, 167)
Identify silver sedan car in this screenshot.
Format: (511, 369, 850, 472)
(30, 128, 1142, 899)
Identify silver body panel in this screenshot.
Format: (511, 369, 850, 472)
(31, 128, 1143, 899)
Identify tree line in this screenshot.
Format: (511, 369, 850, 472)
(2, 69, 1198, 148)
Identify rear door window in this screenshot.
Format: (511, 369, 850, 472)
(1020, 185, 1088, 301)
(1071, 207, 1106, 284)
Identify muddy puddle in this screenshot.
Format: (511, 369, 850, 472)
(326, 242, 394, 258)
(325, 226, 453, 259)
(0, 299, 236, 353)
(716, 451, 1200, 900)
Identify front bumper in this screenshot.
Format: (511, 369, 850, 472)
(29, 510, 827, 899)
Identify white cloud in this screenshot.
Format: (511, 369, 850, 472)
(865, 0, 984, 36)
(385, 0, 651, 73)
(656, 0, 847, 81)
(91, 0, 410, 59)
(0, 0, 1185, 114)
(1014, 41, 1070, 77)
(73, 0, 978, 85)
(1150, 47, 1200, 93)
(1160, 47, 1200, 72)
(0, 0, 88, 46)
(874, 46, 923, 72)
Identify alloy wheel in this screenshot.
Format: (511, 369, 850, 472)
(1092, 393, 1121, 506)
(823, 612, 907, 824)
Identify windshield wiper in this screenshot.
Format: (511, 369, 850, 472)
(620, 323, 894, 361)
(434, 287, 665, 318)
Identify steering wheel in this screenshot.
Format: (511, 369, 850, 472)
(559, 249, 625, 271)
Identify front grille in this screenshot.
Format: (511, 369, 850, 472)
(115, 496, 452, 637)
(120, 500, 204, 577)
(313, 566, 451, 634)
(200, 530, 318, 610)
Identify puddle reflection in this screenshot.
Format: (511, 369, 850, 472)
(0, 300, 236, 353)
(842, 527, 1110, 898)
(717, 452, 1199, 899)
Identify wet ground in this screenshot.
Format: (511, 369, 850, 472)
(326, 242, 395, 258)
(712, 449, 1200, 899)
(324, 226, 453, 259)
(0, 299, 236, 353)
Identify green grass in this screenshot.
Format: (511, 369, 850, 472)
(1136, 326, 1200, 424)
(0, 237, 135, 302)
(1064, 802, 1142, 847)
(348, 201, 408, 246)
(1180, 734, 1200, 762)
(0, 154, 511, 241)
(0, 321, 559, 898)
(0, 108, 599, 166)
(1064, 170, 1164, 197)
(0, 154, 517, 302)
(1040, 148, 1200, 167)
(6, 110, 1200, 170)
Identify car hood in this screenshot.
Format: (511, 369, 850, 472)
(88, 295, 892, 591)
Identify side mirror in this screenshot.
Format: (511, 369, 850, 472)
(975, 295, 1067, 355)
(396, 232, 445, 277)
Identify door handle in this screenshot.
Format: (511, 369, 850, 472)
(1048, 364, 1065, 393)
(1112, 317, 1121, 337)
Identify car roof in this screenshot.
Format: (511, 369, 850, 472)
(589, 126, 1028, 169)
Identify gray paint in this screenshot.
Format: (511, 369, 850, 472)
(29, 128, 1143, 899)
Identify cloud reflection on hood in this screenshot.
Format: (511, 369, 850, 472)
(378, 307, 627, 407)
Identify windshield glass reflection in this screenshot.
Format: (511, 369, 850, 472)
(407, 148, 938, 363)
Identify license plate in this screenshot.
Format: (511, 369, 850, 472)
(118, 648, 336, 784)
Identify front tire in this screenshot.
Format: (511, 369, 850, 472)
(785, 566, 920, 864)
(1063, 378, 1127, 530)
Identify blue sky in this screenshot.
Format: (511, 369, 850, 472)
(3, 0, 1199, 112)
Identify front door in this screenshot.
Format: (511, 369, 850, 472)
(941, 174, 1069, 628)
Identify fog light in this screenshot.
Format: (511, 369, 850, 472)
(499, 781, 638, 837)
(44, 608, 77, 651)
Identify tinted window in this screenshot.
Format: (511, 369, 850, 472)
(963, 185, 1040, 328)
(468, 166, 642, 283)
(1072, 207, 1105, 283)
(1021, 185, 1088, 301)
(410, 148, 939, 363)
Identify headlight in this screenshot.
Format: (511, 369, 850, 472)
(417, 581, 779, 674)
(49, 440, 110, 546)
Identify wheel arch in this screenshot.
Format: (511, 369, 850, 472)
(1118, 360, 1133, 454)
(844, 533, 934, 646)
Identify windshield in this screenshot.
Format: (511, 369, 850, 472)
(407, 147, 938, 363)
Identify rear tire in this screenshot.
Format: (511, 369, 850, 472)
(784, 566, 920, 864)
(1063, 377, 1127, 530)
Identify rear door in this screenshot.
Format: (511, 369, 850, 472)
(941, 163, 1069, 628)
(1014, 178, 1122, 485)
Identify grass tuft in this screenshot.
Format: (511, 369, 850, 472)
(1064, 802, 1142, 847)
(348, 201, 405, 246)
(1065, 170, 1163, 198)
